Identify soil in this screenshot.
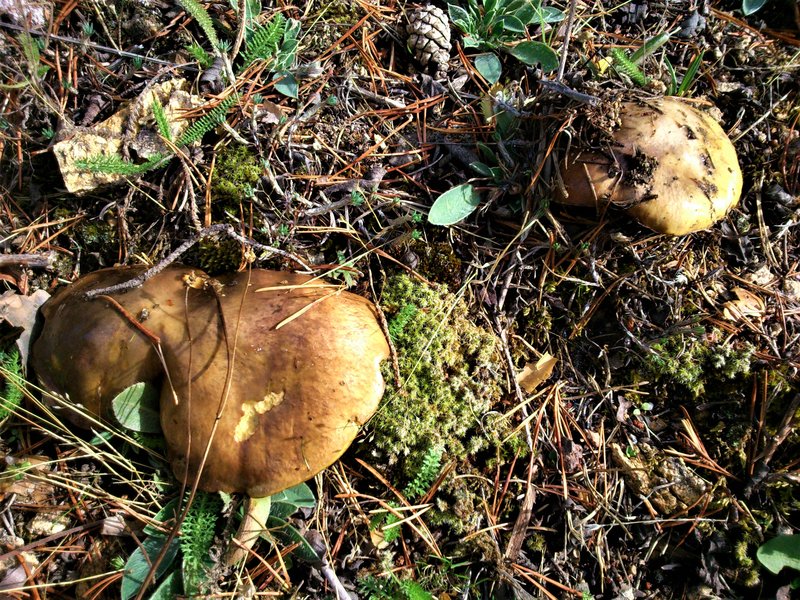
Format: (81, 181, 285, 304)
(0, 0, 798, 599)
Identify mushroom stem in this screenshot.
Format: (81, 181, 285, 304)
(224, 495, 272, 565)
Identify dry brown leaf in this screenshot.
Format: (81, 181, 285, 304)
(721, 287, 766, 322)
(517, 352, 557, 393)
(0, 289, 50, 367)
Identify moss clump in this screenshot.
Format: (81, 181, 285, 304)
(641, 329, 755, 396)
(410, 241, 463, 289)
(371, 274, 507, 474)
(197, 237, 243, 274)
(211, 144, 261, 203)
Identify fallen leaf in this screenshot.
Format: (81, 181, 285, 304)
(721, 287, 766, 322)
(0, 289, 50, 367)
(517, 352, 557, 393)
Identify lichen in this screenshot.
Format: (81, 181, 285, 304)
(370, 273, 509, 474)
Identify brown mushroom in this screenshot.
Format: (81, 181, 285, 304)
(31, 265, 218, 427)
(159, 269, 390, 498)
(32, 266, 389, 564)
(157, 269, 389, 563)
(556, 97, 743, 235)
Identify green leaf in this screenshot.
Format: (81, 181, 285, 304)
(757, 535, 800, 574)
(535, 6, 565, 23)
(514, 3, 539, 25)
(143, 498, 181, 537)
(121, 535, 180, 600)
(463, 36, 483, 49)
(273, 72, 298, 98)
(266, 515, 321, 564)
(474, 53, 502, 83)
(483, 0, 499, 19)
(506, 41, 559, 71)
(270, 483, 316, 519)
(111, 382, 162, 433)
(677, 51, 704, 96)
(149, 570, 182, 599)
(498, 14, 526, 33)
(448, 4, 472, 27)
(428, 183, 481, 226)
(470, 161, 494, 176)
(742, 0, 767, 15)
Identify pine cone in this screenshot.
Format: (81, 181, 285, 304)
(406, 5, 451, 78)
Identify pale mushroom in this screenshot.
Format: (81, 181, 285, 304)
(557, 97, 743, 235)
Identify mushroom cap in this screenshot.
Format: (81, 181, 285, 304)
(557, 97, 743, 235)
(31, 265, 217, 427)
(159, 270, 390, 498)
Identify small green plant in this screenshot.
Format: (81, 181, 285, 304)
(665, 50, 705, 96)
(150, 99, 172, 141)
(358, 574, 435, 600)
(185, 41, 214, 68)
(372, 445, 443, 543)
(607, 29, 674, 88)
(448, 0, 563, 82)
(78, 4, 303, 179)
(0, 349, 24, 422)
(642, 329, 755, 396)
(77, 94, 237, 176)
(177, 93, 239, 147)
(240, 13, 301, 98)
(177, 0, 221, 52)
(180, 492, 222, 596)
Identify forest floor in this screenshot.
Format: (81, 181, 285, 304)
(0, 0, 798, 598)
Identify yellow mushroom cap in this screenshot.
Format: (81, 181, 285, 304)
(159, 270, 390, 498)
(557, 97, 743, 235)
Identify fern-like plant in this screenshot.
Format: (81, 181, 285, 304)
(77, 93, 238, 177)
(240, 13, 287, 69)
(151, 99, 172, 141)
(75, 153, 169, 176)
(177, 93, 238, 146)
(185, 41, 214, 68)
(176, 0, 221, 52)
(375, 445, 443, 544)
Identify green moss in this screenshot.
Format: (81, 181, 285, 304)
(371, 274, 509, 474)
(410, 241, 463, 289)
(641, 329, 756, 396)
(211, 144, 261, 204)
(76, 219, 117, 249)
(197, 237, 242, 274)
